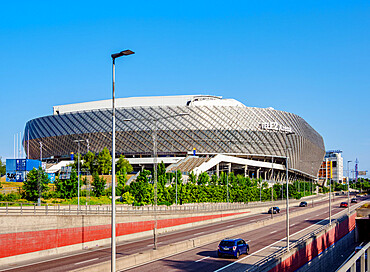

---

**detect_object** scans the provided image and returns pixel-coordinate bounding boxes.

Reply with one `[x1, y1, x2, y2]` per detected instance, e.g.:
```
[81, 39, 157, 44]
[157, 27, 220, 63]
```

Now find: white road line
[195, 256, 210, 263]
[270, 230, 277, 234]
[147, 242, 162, 247]
[213, 205, 359, 272]
[290, 224, 296, 227]
[74, 258, 99, 265]
[195, 232, 205, 235]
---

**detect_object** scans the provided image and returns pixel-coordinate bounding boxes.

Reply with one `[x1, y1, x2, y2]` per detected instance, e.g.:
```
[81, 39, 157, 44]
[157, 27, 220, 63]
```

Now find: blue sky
[0, 0, 369, 177]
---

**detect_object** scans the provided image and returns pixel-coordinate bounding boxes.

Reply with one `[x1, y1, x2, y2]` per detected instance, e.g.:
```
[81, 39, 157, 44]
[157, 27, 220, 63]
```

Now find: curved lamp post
[111, 49, 134, 272]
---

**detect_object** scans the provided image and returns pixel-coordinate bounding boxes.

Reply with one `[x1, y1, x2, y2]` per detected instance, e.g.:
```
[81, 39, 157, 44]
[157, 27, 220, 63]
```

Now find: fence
[0, 194, 327, 216]
[336, 241, 370, 272]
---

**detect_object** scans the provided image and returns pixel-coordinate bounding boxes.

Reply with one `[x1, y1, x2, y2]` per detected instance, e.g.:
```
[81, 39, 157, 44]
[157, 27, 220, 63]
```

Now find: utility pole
[284, 131, 295, 252]
[74, 139, 84, 212]
[227, 173, 229, 203]
[347, 160, 352, 214]
[38, 142, 42, 206]
[175, 170, 178, 205]
[271, 157, 274, 219]
[153, 120, 158, 249]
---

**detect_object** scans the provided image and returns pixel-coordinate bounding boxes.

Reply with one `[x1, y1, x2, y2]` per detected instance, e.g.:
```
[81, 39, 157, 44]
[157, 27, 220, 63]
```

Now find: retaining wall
[266, 212, 357, 272]
[0, 210, 251, 265]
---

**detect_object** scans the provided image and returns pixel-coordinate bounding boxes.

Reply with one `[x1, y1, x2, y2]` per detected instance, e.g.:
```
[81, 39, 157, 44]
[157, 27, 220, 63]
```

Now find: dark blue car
[217, 238, 249, 258]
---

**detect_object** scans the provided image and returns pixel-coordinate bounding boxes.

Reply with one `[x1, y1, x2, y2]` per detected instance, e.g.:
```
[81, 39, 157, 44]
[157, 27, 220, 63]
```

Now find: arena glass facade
[24, 95, 325, 179]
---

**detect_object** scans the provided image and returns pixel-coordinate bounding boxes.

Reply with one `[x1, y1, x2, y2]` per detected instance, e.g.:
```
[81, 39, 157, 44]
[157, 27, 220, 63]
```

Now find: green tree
[116, 170, 128, 196]
[174, 170, 182, 185]
[55, 170, 80, 198]
[83, 151, 96, 174]
[189, 172, 197, 184]
[210, 174, 218, 185]
[22, 167, 49, 201]
[121, 191, 135, 204]
[0, 157, 5, 176]
[92, 172, 106, 197]
[197, 172, 210, 185]
[129, 170, 153, 205]
[97, 147, 112, 174]
[116, 155, 133, 174]
[157, 162, 167, 189]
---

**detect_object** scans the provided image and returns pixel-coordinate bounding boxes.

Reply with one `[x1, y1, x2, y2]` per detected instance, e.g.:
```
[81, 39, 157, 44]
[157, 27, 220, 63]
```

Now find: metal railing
[0, 194, 328, 216]
[336, 241, 370, 272]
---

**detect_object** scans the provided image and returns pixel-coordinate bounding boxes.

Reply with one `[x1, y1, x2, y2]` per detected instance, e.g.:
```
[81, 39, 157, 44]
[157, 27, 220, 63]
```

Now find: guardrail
[0, 194, 328, 216]
[336, 241, 370, 272]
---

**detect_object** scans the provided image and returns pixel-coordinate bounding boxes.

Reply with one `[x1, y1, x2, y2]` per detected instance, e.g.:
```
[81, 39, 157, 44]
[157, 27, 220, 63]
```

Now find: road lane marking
[195, 232, 205, 235]
[290, 224, 296, 227]
[195, 256, 210, 262]
[75, 258, 99, 265]
[270, 230, 277, 234]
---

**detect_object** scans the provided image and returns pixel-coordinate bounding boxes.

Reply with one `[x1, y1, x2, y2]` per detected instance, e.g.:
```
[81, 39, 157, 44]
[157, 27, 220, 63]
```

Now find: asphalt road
[128, 196, 368, 272]
[0, 195, 357, 272]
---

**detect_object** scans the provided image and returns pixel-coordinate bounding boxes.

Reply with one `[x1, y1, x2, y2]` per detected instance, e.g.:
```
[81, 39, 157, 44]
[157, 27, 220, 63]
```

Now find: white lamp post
[111, 49, 135, 272]
[284, 131, 294, 252]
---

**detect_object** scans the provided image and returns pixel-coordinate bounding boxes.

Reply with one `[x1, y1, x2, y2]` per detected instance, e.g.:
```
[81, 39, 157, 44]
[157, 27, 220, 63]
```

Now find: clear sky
[0, 1, 369, 178]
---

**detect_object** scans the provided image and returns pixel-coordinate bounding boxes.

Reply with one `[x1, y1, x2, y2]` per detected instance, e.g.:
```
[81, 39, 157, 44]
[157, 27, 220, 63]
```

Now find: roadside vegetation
[0, 151, 369, 206]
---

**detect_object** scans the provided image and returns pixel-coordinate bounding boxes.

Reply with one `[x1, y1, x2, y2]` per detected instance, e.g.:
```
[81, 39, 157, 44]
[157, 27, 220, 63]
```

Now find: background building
[24, 95, 325, 181]
[319, 150, 344, 183]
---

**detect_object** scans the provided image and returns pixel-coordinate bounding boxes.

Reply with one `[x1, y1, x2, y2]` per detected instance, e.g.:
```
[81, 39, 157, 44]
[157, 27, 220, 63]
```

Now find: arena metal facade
[24, 95, 325, 179]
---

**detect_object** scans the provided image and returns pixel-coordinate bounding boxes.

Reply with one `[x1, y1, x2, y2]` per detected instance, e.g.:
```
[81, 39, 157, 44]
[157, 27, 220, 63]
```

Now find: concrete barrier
[71, 198, 343, 272]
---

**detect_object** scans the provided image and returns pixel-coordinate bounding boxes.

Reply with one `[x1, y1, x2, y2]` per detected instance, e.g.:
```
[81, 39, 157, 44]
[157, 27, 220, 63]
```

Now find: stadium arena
[24, 95, 325, 181]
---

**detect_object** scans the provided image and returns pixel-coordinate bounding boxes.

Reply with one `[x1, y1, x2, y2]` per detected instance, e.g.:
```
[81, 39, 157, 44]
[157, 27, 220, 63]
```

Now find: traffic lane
[1, 204, 285, 272]
[0, 201, 293, 272]
[1, 195, 344, 272]
[132, 197, 369, 272]
[126, 203, 354, 272]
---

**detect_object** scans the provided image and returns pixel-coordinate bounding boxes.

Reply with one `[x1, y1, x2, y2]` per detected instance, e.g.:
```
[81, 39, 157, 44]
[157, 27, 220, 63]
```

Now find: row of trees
[6, 159, 370, 205]
[72, 148, 133, 175]
[120, 163, 318, 205]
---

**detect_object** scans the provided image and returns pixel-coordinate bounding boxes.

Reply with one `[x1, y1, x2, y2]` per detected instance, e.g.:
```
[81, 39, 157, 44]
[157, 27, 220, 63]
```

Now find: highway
[128, 196, 365, 272]
[0, 195, 361, 272]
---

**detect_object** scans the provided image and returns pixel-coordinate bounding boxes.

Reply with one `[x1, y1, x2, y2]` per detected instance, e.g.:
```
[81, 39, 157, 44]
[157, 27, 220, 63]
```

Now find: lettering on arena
[259, 122, 292, 133]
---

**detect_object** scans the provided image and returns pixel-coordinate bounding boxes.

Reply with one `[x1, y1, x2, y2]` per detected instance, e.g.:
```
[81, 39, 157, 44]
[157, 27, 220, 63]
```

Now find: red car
[340, 202, 348, 208]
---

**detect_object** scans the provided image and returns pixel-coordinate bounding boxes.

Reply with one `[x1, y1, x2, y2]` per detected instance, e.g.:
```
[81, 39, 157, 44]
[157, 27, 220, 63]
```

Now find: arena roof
[52, 95, 247, 115]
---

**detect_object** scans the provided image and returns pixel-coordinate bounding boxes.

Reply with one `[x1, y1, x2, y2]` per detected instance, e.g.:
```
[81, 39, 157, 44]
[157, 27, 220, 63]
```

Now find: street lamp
[271, 156, 274, 219]
[284, 131, 295, 252]
[73, 139, 84, 212]
[123, 113, 188, 250]
[38, 142, 43, 206]
[347, 160, 352, 214]
[111, 49, 134, 272]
